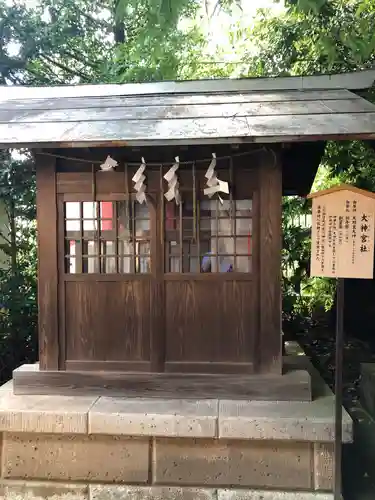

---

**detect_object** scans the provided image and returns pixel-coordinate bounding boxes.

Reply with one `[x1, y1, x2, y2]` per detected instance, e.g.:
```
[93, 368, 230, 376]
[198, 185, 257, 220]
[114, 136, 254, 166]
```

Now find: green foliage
[107, 24, 205, 83]
[0, 152, 37, 382]
[220, 0, 374, 80]
[1, 0, 110, 84]
[0, 252, 38, 382]
[322, 141, 375, 190]
[0, 0, 249, 85]
[236, 0, 375, 329]
[0, 0, 203, 85]
[115, 0, 196, 27]
[281, 195, 334, 329]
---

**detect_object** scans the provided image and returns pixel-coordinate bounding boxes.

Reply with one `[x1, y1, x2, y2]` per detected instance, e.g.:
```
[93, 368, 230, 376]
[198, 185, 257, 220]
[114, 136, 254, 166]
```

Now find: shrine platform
[12, 361, 312, 401]
[0, 343, 351, 500]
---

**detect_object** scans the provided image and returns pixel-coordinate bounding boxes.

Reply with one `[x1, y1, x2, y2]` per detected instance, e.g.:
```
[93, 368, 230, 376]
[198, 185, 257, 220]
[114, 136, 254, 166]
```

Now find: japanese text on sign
[310, 189, 375, 279]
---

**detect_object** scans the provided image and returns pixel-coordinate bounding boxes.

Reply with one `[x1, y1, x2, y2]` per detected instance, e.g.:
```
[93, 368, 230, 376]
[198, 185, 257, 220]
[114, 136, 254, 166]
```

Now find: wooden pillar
[36, 153, 59, 370]
[258, 149, 282, 374]
[150, 186, 165, 372]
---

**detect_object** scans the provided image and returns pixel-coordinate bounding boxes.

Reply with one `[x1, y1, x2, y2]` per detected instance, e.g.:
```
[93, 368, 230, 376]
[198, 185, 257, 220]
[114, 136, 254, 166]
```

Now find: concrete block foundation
[0, 346, 351, 499]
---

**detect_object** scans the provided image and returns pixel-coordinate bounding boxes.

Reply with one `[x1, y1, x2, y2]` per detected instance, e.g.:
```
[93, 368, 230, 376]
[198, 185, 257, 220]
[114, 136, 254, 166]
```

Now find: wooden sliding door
[57, 169, 163, 372]
[163, 162, 259, 374]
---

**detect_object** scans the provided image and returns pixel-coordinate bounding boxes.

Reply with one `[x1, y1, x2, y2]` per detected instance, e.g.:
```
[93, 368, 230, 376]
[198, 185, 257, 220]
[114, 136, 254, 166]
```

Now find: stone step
[0, 482, 336, 500]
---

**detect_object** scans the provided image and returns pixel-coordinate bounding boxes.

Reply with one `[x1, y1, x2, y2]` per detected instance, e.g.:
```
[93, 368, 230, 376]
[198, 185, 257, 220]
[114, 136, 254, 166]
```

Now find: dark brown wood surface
[51, 142, 321, 198]
[36, 154, 59, 370]
[258, 150, 282, 374]
[37, 147, 283, 377]
[150, 175, 165, 372]
[13, 364, 311, 401]
[57, 195, 66, 369]
[165, 280, 256, 372]
[65, 281, 152, 363]
[59, 167, 160, 370]
[57, 171, 160, 195]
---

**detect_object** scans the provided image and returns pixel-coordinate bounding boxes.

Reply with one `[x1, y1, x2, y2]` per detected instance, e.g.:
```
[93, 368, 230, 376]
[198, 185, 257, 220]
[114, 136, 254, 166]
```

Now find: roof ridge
[1, 69, 375, 101]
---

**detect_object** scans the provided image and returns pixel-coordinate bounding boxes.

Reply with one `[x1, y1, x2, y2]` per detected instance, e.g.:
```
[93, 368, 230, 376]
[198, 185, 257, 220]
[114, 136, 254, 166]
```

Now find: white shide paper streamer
[100, 155, 118, 171]
[164, 156, 181, 205]
[204, 153, 229, 204]
[132, 157, 147, 204]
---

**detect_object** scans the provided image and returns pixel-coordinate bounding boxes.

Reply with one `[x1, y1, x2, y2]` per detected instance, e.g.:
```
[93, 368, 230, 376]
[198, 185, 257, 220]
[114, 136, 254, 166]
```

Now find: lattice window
[64, 200, 150, 274]
[164, 163, 253, 274]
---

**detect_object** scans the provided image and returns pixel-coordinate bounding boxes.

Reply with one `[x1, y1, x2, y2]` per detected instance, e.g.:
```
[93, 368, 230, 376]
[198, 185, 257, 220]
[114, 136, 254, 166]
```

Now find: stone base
[0, 481, 337, 500]
[0, 345, 351, 499]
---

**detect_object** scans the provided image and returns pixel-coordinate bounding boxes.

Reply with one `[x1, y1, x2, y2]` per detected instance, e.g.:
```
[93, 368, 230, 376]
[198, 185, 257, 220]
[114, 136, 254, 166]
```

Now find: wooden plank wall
[65, 281, 152, 370]
[36, 154, 59, 370]
[258, 150, 282, 374]
[164, 280, 257, 373]
[35, 147, 282, 375]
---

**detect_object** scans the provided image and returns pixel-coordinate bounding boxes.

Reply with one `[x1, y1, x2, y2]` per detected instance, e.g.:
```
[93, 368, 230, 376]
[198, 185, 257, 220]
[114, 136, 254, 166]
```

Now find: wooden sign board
[308, 186, 375, 279]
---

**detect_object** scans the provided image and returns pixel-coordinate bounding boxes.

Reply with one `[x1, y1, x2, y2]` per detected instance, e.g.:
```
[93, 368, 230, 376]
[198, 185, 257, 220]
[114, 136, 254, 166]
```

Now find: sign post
[307, 184, 375, 500]
[334, 277, 344, 499]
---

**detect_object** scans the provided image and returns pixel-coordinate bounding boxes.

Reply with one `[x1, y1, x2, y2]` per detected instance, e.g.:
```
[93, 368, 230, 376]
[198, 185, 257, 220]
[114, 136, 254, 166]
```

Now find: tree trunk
[9, 199, 17, 276]
[113, 0, 125, 43]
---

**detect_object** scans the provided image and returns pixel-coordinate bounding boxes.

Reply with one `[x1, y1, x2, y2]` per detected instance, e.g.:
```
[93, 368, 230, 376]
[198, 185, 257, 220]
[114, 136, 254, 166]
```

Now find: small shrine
[0, 70, 374, 499]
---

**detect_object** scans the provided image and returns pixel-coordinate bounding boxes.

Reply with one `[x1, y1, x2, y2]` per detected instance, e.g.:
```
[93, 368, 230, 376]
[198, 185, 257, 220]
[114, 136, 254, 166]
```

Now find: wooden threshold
[164, 361, 254, 374]
[13, 364, 312, 401]
[65, 360, 151, 372]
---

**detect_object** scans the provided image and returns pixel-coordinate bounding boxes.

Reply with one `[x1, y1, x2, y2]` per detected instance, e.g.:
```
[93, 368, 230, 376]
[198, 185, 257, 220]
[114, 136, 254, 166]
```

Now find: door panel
[59, 186, 160, 372]
[163, 165, 259, 374]
[65, 280, 152, 364]
[165, 280, 256, 373]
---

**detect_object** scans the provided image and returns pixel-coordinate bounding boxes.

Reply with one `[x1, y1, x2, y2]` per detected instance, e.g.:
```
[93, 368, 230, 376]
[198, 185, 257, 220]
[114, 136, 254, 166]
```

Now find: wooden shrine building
[1, 69, 375, 397]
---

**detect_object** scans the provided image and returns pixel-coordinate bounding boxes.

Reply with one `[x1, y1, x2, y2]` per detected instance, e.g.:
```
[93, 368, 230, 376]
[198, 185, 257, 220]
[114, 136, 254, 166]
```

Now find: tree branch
[40, 53, 91, 80]
[113, 0, 125, 44]
[25, 64, 65, 85]
[0, 229, 11, 246]
[60, 48, 102, 70]
[7, 73, 23, 84]
[75, 7, 111, 29]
